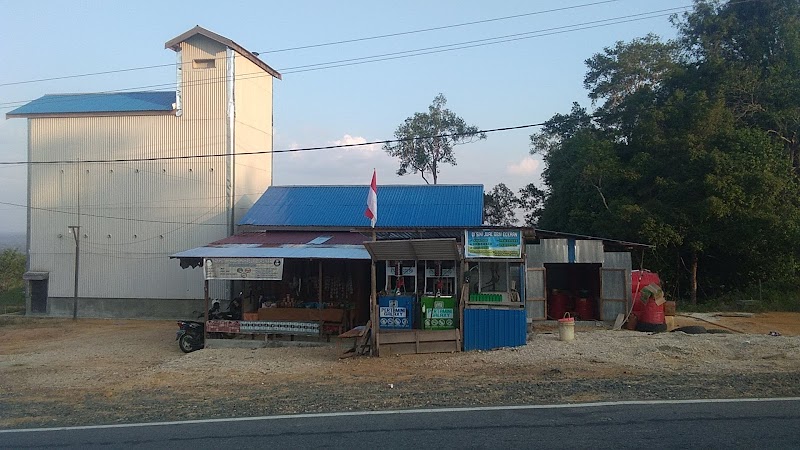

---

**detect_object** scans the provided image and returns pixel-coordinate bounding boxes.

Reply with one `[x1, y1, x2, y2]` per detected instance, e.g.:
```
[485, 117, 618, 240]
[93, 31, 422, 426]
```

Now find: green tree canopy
[526, 0, 800, 304]
[384, 94, 485, 184]
[483, 183, 519, 226]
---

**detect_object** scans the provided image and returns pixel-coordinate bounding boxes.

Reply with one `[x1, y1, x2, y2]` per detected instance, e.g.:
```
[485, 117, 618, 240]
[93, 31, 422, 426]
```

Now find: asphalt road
[2, 398, 799, 449]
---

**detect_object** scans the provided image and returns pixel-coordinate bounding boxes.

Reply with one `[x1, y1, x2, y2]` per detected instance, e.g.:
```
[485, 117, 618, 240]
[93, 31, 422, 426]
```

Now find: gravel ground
[1, 316, 799, 429]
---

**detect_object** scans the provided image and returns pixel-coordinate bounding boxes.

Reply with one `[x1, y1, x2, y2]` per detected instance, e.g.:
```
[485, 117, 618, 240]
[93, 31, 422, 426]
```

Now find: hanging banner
[204, 257, 284, 280]
[465, 230, 522, 259]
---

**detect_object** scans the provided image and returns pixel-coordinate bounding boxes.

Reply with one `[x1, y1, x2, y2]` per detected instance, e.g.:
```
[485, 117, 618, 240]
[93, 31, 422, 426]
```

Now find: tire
[179, 333, 200, 353]
[670, 325, 707, 334]
[636, 321, 667, 333]
[706, 328, 732, 334]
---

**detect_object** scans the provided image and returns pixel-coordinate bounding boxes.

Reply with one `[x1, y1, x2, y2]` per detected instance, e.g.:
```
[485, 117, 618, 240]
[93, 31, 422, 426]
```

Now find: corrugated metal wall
[525, 268, 546, 320]
[600, 252, 632, 320]
[233, 52, 273, 226]
[26, 34, 273, 301]
[463, 308, 527, 351]
[525, 239, 568, 266]
[575, 240, 604, 263]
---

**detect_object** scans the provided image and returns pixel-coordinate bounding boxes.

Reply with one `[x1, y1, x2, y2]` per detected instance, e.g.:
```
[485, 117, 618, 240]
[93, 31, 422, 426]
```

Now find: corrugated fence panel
[602, 268, 627, 301]
[603, 252, 631, 270]
[602, 301, 627, 321]
[526, 239, 568, 265]
[575, 240, 604, 263]
[601, 268, 628, 321]
[464, 308, 527, 351]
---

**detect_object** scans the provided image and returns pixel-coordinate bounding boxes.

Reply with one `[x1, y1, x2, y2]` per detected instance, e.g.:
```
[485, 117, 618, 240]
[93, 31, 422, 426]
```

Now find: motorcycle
[176, 317, 204, 353]
[176, 296, 244, 353]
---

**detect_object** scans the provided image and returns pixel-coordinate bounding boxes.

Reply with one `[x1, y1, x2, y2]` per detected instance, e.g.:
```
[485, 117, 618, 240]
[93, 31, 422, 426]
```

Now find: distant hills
[0, 232, 25, 251]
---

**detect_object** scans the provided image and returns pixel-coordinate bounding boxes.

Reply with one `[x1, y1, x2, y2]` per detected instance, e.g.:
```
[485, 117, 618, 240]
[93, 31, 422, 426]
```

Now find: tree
[483, 183, 519, 226]
[528, 0, 800, 305]
[384, 94, 486, 184]
[518, 183, 546, 227]
[0, 249, 25, 293]
[584, 33, 679, 111]
[675, 0, 800, 171]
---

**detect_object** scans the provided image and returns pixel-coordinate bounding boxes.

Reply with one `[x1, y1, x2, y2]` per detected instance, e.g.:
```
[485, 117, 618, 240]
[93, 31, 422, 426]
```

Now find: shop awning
[170, 231, 371, 264]
[171, 245, 370, 260]
[363, 238, 461, 261]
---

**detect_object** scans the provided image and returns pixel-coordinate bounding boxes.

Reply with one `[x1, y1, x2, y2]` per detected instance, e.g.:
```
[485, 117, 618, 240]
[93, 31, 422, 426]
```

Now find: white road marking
[3, 397, 799, 433]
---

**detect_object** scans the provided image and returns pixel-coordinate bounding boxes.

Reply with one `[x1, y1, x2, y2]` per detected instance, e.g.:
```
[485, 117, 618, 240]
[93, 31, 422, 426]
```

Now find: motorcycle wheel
[179, 334, 200, 353]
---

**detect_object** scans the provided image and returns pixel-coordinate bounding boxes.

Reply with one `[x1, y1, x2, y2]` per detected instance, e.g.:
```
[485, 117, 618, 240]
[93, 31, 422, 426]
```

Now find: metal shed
[524, 231, 650, 323]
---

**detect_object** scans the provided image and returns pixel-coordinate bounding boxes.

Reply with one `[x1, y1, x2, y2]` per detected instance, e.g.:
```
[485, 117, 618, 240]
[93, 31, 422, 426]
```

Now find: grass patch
[681, 280, 800, 313]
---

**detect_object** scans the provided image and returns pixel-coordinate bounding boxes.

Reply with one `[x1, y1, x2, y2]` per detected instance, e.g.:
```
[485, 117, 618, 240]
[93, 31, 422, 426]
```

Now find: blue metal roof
[6, 92, 175, 116]
[240, 185, 484, 228]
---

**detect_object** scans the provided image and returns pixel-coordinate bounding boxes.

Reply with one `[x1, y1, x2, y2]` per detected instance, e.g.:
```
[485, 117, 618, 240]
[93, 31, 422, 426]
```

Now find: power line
[265, 0, 621, 53]
[0, 122, 544, 166]
[0, 6, 691, 111]
[0, 0, 619, 88]
[280, 10, 683, 74]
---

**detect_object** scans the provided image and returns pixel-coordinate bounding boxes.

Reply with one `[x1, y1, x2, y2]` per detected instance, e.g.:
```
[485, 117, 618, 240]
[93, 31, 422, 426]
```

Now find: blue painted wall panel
[464, 308, 526, 351]
[378, 295, 416, 330]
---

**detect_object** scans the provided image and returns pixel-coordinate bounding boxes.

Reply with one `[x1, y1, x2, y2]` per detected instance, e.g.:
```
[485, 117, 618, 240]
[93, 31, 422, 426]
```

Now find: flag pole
[365, 168, 379, 355]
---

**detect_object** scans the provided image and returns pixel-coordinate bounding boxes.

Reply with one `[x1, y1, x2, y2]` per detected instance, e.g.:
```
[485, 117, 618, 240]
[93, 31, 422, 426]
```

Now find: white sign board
[204, 257, 284, 280]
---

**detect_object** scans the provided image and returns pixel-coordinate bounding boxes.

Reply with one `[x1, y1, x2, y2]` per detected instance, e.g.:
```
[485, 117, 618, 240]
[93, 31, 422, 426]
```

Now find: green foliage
[384, 94, 486, 184]
[483, 183, 519, 226]
[0, 249, 25, 312]
[518, 183, 546, 227]
[528, 0, 800, 304]
[0, 249, 25, 293]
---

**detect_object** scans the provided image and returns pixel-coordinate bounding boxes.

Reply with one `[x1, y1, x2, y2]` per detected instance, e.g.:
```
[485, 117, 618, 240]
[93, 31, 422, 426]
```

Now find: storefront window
[478, 261, 508, 292]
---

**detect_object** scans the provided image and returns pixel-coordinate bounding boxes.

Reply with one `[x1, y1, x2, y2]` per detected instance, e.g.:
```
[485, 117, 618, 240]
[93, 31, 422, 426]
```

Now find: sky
[0, 0, 689, 233]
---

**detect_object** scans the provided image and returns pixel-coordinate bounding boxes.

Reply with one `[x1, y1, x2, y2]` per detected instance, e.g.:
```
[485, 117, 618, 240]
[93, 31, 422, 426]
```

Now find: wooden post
[203, 279, 209, 342]
[318, 260, 324, 341]
[458, 257, 465, 350]
[370, 230, 379, 356]
[318, 260, 323, 306]
[68, 225, 80, 320]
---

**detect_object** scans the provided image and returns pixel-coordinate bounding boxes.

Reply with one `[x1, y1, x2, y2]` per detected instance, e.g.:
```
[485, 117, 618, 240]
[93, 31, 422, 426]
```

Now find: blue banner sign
[465, 229, 522, 258]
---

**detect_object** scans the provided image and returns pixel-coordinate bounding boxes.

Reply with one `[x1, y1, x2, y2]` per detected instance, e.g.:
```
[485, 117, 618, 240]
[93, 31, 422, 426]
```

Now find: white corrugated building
[6, 26, 280, 318]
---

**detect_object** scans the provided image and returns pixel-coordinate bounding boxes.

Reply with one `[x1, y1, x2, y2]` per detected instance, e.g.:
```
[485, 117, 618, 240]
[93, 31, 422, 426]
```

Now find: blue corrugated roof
[240, 185, 484, 228]
[6, 92, 175, 116]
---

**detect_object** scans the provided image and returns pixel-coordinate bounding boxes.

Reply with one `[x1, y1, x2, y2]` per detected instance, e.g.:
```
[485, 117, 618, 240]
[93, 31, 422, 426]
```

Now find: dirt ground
[1, 312, 799, 430]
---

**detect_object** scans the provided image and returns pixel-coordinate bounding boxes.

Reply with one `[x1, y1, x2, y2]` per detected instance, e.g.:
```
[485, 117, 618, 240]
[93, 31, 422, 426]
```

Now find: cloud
[284, 134, 378, 161]
[274, 134, 397, 185]
[506, 157, 540, 175]
[330, 134, 379, 159]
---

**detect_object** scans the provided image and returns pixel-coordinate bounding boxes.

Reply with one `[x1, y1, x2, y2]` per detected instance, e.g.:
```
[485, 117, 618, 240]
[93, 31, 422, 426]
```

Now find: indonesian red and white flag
[364, 169, 377, 228]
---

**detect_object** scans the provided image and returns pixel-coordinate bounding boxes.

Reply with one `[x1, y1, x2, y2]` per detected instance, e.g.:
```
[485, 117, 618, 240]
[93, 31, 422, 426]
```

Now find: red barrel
[548, 290, 569, 320]
[632, 270, 661, 302]
[575, 297, 594, 320]
[632, 297, 645, 319]
[640, 298, 665, 325]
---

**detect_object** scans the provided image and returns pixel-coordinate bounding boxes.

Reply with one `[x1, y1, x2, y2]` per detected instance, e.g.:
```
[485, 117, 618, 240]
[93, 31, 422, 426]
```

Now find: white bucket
[558, 313, 575, 341]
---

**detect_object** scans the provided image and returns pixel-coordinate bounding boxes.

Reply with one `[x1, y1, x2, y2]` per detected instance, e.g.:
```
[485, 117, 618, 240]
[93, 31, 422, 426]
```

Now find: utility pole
[68, 225, 80, 320]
